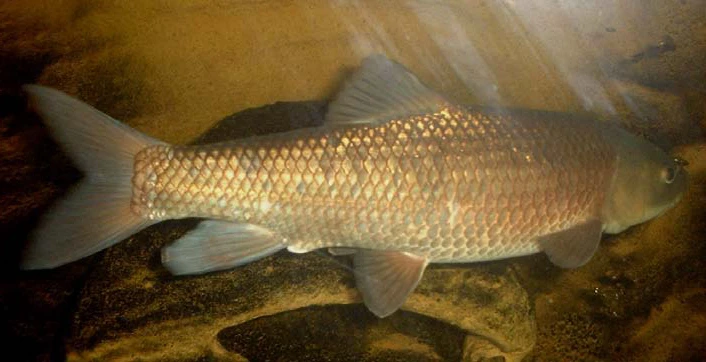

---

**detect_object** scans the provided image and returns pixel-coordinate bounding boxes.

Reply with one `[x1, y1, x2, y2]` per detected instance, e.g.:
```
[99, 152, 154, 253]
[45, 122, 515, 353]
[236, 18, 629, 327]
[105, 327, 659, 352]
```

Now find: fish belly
[131, 106, 616, 262]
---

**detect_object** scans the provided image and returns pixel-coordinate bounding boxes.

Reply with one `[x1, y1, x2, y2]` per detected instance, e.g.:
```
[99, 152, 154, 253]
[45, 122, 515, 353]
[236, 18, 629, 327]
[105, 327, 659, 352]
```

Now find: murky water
[1, 1, 704, 361]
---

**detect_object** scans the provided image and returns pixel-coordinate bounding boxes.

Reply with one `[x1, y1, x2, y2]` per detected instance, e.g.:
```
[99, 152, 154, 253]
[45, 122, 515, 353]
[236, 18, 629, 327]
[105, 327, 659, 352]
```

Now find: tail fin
[21, 85, 162, 269]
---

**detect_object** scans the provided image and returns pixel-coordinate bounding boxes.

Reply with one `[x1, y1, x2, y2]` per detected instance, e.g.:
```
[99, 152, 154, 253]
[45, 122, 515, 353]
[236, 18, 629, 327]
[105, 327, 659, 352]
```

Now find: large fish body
[133, 107, 612, 262]
[21, 56, 687, 317]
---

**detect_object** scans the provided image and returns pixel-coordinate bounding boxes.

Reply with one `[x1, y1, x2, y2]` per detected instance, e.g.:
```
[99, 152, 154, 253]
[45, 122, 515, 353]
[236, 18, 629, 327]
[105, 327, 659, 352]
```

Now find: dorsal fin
[325, 54, 447, 125]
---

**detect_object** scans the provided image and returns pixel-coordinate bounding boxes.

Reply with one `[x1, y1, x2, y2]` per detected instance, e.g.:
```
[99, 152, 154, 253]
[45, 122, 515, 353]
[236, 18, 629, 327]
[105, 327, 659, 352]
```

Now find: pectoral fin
[539, 219, 603, 268]
[353, 250, 429, 318]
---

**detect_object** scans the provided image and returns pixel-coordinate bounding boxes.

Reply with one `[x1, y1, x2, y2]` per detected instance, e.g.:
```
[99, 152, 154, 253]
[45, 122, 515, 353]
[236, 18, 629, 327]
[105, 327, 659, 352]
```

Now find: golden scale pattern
[132, 106, 616, 262]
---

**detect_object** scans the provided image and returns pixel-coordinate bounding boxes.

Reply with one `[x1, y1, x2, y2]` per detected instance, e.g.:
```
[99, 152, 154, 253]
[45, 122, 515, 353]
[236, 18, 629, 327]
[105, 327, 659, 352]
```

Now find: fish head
[601, 127, 688, 234]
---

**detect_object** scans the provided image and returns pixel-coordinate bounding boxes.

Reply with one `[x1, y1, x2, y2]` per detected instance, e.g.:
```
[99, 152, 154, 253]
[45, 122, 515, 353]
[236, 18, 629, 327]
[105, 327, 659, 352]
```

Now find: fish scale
[131, 105, 615, 262]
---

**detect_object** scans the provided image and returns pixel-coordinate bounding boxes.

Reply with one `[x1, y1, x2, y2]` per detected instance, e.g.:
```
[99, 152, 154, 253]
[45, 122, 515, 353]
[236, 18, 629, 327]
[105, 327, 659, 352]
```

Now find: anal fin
[353, 250, 429, 318]
[540, 219, 603, 268]
[162, 221, 285, 275]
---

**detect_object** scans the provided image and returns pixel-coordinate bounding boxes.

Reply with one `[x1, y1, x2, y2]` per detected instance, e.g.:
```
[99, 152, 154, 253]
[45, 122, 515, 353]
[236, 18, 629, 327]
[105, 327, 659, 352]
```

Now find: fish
[20, 55, 688, 317]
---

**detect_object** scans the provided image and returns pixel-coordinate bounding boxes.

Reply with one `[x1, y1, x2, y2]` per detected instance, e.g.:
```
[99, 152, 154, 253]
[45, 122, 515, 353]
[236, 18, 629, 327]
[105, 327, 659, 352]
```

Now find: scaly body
[133, 106, 614, 262]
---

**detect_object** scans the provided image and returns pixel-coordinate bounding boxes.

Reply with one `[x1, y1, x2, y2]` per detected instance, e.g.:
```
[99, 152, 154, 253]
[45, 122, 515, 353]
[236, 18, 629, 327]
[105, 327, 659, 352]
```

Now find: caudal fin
[21, 85, 162, 269]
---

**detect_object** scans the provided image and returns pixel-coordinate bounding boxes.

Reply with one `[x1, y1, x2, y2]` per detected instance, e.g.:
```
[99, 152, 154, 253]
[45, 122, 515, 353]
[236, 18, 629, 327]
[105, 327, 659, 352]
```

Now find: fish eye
[662, 166, 676, 184]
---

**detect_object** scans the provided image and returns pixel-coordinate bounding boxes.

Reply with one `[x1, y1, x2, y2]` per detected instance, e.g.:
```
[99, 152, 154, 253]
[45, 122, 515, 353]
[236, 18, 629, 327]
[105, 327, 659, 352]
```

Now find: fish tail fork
[20, 85, 162, 269]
